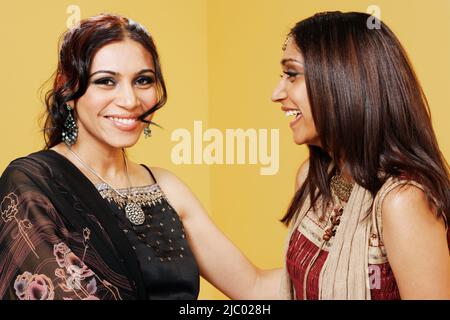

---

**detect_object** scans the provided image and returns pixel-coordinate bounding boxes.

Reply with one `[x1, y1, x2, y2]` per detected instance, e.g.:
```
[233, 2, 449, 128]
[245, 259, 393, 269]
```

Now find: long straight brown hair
[282, 11, 450, 225]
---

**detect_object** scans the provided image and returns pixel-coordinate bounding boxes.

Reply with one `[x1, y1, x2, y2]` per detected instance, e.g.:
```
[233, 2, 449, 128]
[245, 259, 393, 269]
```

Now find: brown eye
[283, 70, 303, 82]
[135, 76, 155, 87]
[93, 78, 115, 86]
[284, 71, 298, 78]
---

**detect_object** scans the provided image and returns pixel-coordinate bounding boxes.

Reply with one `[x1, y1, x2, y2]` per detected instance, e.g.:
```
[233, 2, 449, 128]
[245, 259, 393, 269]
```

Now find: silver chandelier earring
[62, 104, 78, 147]
[144, 125, 152, 138]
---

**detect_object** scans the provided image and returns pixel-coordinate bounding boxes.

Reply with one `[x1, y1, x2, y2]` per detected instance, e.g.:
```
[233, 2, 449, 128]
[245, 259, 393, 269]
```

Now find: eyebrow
[281, 58, 304, 66]
[89, 69, 155, 78]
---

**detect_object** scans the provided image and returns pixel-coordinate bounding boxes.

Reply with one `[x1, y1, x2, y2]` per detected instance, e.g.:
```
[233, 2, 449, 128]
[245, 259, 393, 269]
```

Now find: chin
[106, 136, 141, 149]
[292, 131, 321, 147]
[293, 135, 306, 145]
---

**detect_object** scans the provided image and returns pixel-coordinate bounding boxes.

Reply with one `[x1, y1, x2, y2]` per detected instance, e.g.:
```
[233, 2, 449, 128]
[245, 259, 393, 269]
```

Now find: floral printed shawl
[0, 150, 147, 300]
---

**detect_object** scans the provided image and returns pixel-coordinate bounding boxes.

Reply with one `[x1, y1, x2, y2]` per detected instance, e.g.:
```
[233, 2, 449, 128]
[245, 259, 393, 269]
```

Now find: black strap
[140, 164, 157, 184]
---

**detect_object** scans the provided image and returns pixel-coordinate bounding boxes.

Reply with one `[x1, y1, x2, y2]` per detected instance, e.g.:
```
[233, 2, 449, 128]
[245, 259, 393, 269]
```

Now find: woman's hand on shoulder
[382, 184, 450, 299]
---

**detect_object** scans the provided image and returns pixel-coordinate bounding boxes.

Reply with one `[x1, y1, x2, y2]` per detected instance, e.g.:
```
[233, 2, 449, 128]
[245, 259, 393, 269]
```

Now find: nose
[116, 83, 138, 109]
[271, 78, 287, 102]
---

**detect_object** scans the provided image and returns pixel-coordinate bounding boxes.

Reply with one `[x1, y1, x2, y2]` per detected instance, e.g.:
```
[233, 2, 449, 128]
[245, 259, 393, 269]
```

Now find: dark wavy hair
[282, 11, 450, 225]
[43, 13, 167, 149]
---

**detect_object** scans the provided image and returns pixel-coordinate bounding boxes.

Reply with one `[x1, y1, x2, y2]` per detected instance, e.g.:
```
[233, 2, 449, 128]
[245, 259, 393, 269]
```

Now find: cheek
[139, 87, 158, 107]
[295, 84, 312, 118]
[76, 87, 113, 111]
[289, 81, 308, 106]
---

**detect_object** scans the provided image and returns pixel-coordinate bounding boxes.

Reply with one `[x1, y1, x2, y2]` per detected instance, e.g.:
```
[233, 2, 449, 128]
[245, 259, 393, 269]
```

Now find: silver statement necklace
[67, 147, 146, 225]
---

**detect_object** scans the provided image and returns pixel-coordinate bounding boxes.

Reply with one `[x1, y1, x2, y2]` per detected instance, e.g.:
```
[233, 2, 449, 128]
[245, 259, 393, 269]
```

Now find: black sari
[0, 150, 199, 300]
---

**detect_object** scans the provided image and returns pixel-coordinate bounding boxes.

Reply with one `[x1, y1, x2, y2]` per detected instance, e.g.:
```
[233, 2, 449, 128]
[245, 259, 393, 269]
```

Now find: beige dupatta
[280, 176, 426, 300]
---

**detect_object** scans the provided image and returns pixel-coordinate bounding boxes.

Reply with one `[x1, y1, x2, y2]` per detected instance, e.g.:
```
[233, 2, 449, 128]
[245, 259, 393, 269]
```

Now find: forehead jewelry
[282, 35, 292, 51]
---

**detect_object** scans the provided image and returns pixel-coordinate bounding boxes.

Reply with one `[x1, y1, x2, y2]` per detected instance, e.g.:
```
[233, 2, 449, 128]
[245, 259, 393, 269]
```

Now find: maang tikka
[62, 104, 78, 147]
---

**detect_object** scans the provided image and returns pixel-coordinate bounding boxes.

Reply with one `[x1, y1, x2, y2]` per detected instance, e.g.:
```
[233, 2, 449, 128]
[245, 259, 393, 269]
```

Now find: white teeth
[110, 117, 136, 125]
[285, 110, 302, 117]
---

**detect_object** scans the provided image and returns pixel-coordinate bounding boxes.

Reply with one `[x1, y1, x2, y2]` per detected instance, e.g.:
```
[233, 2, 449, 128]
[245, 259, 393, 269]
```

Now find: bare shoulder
[295, 158, 310, 191]
[128, 162, 183, 186]
[145, 167, 194, 219]
[380, 182, 450, 298]
[147, 167, 185, 187]
[381, 183, 446, 229]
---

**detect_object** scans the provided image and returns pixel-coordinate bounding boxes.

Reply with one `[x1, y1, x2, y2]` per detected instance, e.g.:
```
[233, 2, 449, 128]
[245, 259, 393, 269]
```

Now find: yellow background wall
[0, 0, 448, 299]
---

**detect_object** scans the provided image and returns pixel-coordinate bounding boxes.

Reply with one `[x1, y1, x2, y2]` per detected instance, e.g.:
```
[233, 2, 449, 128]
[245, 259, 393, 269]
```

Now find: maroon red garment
[286, 229, 401, 300]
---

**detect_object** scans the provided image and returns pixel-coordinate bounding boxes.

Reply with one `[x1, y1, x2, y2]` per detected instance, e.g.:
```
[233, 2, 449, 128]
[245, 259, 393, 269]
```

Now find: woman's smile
[104, 115, 141, 132]
[281, 106, 303, 129]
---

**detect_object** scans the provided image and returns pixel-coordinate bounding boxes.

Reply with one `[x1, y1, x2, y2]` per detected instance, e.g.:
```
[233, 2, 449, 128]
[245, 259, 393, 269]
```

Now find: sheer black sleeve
[0, 162, 125, 300]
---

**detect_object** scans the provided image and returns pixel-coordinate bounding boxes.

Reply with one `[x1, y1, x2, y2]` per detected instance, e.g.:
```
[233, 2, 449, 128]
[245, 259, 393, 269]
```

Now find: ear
[56, 73, 76, 110]
[68, 101, 75, 109]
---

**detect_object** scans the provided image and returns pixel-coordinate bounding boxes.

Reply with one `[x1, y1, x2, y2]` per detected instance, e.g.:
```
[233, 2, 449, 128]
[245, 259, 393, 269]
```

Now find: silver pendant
[125, 201, 146, 225]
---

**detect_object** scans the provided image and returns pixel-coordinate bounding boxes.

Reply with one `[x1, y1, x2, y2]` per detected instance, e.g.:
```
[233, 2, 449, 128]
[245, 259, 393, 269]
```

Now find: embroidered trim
[297, 201, 389, 264]
[96, 183, 165, 209]
[299, 215, 334, 249]
[368, 245, 388, 264]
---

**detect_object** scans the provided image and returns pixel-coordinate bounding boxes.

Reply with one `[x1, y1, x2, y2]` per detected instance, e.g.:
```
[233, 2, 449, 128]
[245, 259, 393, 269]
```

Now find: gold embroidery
[82, 227, 91, 261]
[1, 192, 39, 259]
[96, 183, 165, 209]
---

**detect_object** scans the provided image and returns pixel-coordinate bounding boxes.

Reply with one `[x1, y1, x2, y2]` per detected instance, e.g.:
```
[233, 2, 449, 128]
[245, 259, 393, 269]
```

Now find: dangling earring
[62, 104, 78, 147]
[144, 125, 152, 138]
